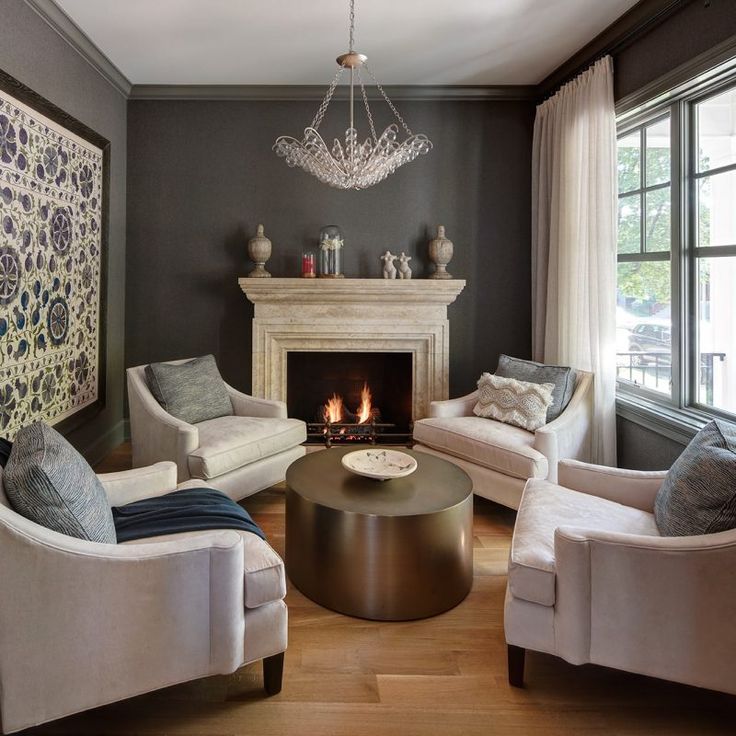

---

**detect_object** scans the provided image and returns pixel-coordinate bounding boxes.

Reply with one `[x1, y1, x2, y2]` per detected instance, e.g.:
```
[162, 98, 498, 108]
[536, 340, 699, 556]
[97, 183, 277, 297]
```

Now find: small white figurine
[397, 252, 412, 280]
[381, 250, 397, 279]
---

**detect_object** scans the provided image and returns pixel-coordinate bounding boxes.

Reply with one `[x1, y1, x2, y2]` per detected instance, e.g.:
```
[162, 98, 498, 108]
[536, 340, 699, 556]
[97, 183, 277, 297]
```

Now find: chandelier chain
[364, 64, 414, 137]
[309, 66, 345, 131]
[357, 68, 378, 143]
[349, 0, 355, 52]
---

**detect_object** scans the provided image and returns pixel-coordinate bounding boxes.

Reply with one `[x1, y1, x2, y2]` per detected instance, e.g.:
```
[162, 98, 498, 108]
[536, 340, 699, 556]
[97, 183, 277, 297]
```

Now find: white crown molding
[23, 0, 132, 97]
[128, 84, 537, 102]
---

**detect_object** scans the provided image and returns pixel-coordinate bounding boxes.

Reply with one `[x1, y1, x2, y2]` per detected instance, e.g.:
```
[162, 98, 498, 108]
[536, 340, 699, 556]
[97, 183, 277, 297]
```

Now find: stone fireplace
[238, 278, 466, 432]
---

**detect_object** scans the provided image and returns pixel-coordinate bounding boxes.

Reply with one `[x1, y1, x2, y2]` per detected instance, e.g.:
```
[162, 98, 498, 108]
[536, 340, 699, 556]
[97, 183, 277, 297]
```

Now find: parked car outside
[628, 321, 671, 366]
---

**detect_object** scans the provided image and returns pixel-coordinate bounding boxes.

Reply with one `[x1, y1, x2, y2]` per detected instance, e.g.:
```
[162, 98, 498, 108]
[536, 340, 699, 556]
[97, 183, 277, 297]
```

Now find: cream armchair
[127, 361, 306, 500]
[504, 459, 736, 695]
[413, 371, 593, 509]
[0, 461, 287, 734]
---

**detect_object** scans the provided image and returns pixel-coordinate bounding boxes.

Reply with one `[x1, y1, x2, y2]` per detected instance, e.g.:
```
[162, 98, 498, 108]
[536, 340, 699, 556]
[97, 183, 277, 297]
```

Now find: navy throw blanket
[112, 488, 265, 543]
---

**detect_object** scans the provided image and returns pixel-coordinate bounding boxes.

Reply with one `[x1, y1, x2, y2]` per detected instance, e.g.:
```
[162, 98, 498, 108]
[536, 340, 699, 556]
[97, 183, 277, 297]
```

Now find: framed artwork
[0, 68, 109, 438]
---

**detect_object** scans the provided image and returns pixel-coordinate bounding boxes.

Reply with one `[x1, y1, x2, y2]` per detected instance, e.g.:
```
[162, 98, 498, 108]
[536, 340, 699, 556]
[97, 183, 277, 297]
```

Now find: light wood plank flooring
[25, 443, 736, 735]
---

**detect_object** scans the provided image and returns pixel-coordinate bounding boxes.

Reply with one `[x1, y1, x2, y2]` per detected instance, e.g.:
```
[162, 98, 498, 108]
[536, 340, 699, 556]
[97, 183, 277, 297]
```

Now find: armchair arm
[428, 391, 478, 419]
[98, 461, 178, 507]
[0, 515, 245, 733]
[553, 525, 736, 687]
[225, 383, 287, 418]
[558, 459, 666, 512]
[533, 372, 594, 482]
[126, 367, 199, 481]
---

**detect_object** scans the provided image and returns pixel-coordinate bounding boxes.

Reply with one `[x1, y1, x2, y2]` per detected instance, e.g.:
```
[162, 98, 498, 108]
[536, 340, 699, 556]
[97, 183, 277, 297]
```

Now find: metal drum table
[285, 447, 473, 621]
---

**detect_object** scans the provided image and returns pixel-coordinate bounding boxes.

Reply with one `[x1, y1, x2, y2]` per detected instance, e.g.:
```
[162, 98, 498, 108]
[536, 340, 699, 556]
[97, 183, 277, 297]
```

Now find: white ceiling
[53, 0, 640, 86]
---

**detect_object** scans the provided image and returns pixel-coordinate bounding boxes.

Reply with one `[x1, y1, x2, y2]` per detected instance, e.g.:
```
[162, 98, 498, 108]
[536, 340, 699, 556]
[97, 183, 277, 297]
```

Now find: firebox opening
[286, 351, 413, 444]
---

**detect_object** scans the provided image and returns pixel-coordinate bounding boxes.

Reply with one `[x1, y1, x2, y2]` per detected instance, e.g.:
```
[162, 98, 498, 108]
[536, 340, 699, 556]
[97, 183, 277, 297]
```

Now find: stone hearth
[238, 278, 466, 421]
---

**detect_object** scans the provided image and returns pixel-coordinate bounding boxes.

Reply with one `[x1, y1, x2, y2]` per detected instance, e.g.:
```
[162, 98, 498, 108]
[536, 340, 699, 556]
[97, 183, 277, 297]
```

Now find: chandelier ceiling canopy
[273, 0, 433, 190]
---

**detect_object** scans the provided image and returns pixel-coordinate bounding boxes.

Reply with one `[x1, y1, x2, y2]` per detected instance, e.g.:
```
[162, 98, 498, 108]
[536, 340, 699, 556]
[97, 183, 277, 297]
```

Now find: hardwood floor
[25, 443, 736, 735]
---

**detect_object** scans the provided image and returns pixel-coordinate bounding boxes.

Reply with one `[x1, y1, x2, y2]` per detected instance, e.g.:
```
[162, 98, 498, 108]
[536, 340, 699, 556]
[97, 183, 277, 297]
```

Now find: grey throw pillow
[4, 422, 116, 544]
[654, 420, 736, 536]
[145, 355, 233, 425]
[495, 354, 576, 423]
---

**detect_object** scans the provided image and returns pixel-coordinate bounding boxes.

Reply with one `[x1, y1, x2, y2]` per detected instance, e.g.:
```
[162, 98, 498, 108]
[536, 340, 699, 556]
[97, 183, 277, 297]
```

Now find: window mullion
[640, 128, 646, 254]
[682, 96, 698, 411]
[670, 100, 685, 410]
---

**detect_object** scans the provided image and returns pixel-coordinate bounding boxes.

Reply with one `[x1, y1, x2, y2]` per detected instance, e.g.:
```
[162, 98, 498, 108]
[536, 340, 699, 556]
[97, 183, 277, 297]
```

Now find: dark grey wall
[0, 0, 127, 461]
[616, 417, 686, 471]
[612, 1, 736, 468]
[126, 99, 534, 398]
[615, 0, 736, 101]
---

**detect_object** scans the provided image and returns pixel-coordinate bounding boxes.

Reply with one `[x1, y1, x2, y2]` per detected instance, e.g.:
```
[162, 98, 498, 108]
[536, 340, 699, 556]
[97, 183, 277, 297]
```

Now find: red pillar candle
[302, 252, 316, 278]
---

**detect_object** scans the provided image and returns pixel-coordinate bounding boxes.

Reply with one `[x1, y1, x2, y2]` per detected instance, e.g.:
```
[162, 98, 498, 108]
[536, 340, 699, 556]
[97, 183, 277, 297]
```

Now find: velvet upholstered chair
[413, 370, 593, 509]
[0, 460, 287, 734]
[504, 459, 736, 695]
[127, 360, 306, 500]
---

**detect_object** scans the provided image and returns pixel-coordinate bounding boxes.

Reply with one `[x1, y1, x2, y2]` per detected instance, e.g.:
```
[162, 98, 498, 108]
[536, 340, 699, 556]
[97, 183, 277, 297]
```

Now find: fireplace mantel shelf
[238, 277, 466, 305]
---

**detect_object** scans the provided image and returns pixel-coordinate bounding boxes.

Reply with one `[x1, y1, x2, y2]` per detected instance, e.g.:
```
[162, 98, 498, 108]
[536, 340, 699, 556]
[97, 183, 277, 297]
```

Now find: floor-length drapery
[532, 56, 617, 466]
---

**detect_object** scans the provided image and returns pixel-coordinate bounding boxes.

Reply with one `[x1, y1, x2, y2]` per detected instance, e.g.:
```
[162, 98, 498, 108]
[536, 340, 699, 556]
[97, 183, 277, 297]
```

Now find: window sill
[616, 394, 711, 446]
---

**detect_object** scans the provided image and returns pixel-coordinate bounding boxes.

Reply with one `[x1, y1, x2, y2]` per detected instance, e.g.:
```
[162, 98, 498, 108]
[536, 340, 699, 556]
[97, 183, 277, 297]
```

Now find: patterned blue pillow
[4, 422, 116, 543]
[654, 420, 736, 536]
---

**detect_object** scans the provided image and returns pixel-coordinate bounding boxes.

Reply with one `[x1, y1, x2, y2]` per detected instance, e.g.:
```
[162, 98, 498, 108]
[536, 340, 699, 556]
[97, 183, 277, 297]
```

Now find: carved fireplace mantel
[238, 278, 466, 421]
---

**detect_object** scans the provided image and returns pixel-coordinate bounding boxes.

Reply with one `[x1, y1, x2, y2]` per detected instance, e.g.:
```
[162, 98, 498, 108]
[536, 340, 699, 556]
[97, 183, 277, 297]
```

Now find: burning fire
[356, 383, 372, 424]
[322, 383, 374, 425]
[323, 393, 344, 423]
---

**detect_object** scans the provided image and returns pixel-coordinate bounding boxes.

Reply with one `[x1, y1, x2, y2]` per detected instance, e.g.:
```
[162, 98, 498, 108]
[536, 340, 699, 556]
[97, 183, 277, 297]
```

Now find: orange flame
[356, 383, 372, 424]
[323, 393, 344, 423]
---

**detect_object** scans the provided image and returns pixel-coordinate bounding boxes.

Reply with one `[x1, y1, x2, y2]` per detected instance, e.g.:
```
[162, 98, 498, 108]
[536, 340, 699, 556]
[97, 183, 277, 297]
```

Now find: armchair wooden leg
[263, 652, 284, 696]
[507, 645, 525, 688]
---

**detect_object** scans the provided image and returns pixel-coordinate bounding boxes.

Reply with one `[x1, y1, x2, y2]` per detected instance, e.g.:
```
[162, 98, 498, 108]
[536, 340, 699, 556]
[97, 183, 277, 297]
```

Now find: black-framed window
[616, 69, 736, 422]
[616, 115, 673, 398]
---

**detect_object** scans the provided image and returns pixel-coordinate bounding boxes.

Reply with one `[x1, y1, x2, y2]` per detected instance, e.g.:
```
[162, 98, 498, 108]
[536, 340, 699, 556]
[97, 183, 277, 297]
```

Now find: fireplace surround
[239, 278, 466, 423]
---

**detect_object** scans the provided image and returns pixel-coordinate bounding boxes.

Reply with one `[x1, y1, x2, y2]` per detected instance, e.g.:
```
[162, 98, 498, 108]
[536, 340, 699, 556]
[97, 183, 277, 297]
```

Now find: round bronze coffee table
[285, 447, 473, 621]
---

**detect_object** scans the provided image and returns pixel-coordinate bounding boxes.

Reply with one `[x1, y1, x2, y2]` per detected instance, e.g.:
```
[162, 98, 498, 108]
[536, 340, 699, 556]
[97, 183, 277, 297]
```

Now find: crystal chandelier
[273, 0, 432, 190]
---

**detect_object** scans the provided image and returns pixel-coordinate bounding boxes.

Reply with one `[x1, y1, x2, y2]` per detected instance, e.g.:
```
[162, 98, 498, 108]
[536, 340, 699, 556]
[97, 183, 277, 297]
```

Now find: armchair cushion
[413, 416, 548, 480]
[4, 422, 116, 544]
[510, 479, 659, 606]
[188, 415, 307, 480]
[145, 354, 233, 424]
[496, 354, 576, 423]
[654, 420, 736, 536]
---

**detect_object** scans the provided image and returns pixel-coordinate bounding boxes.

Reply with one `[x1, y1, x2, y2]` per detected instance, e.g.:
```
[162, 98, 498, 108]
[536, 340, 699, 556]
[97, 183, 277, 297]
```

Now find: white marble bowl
[341, 449, 418, 481]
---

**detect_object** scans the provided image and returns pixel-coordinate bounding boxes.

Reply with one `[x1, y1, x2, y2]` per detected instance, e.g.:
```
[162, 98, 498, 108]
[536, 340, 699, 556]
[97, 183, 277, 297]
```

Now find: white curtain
[532, 56, 618, 466]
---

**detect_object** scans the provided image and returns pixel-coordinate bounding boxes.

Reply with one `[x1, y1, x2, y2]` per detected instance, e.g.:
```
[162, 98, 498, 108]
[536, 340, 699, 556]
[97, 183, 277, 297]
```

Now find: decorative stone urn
[247, 224, 272, 278]
[428, 225, 454, 280]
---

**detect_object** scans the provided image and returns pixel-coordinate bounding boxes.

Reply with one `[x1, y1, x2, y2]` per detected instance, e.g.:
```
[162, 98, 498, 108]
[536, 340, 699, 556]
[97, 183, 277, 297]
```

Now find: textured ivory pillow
[145, 355, 233, 425]
[654, 420, 736, 536]
[4, 422, 117, 543]
[473, 373, 555, 432]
